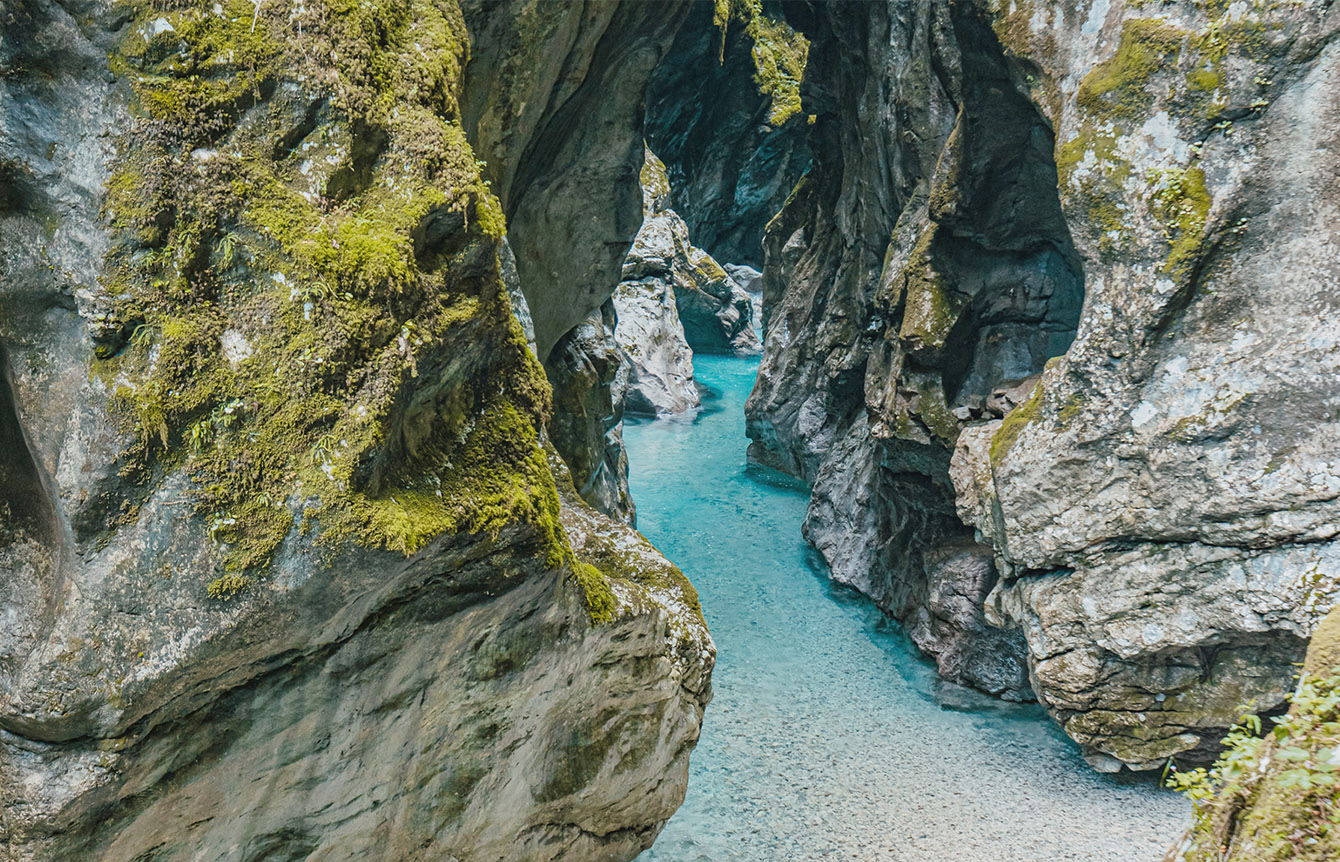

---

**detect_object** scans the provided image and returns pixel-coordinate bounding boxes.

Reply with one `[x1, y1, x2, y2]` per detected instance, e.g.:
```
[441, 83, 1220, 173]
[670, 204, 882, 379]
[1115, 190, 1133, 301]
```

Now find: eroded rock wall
[0, 1, 711, 859]
[952, 0, 1340, 769]
[753, 0, 1340, 768]
[747, 0, 1081, 702]
[644, 0, 812, 269]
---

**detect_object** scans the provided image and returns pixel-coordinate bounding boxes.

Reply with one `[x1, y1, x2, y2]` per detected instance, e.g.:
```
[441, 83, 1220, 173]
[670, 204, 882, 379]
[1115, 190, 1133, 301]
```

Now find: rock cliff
[0, 0, 711, 859]
[957, 0, 1340, 769]
[749, 0, 1340, 765]
[645, 0, 812, 269]
[747, 0, 1079, 703]
[613, 153, 700, 418]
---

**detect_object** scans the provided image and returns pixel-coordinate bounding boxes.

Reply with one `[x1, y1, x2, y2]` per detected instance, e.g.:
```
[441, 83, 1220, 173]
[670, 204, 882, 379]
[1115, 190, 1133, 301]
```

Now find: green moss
[339, 401, 562, 557]
[639, 150, 673, 202]
[571, 562, 617, 625]
[898, 227, 967, 353]
[1148, 163, 1212, 278]
[1078, 18, 1185, 121]
[98, 0, 575, 600]
[989, 380, 1044, 466]
[713, 0, 808, 126]
[1055, 127, 1134, 259]
[206, 573, 252, 601]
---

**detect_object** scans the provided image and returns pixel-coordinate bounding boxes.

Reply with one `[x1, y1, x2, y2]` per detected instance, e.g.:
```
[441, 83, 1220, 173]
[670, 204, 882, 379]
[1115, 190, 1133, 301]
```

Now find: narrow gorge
[1, 0, 1338, 860]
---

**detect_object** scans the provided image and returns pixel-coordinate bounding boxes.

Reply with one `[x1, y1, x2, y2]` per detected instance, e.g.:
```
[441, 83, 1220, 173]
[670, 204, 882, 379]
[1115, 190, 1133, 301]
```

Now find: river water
[629, 354, 1188, 862]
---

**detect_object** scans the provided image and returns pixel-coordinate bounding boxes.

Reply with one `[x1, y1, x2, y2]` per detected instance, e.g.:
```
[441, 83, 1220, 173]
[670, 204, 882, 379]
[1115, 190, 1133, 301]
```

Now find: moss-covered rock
[0, 0, 712, 858]
[1167, 605, 1340, 862]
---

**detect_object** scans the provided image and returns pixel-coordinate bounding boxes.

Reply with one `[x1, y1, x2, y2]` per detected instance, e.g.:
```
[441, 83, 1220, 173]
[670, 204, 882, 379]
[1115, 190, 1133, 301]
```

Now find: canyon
[1, 0, 1338, 859]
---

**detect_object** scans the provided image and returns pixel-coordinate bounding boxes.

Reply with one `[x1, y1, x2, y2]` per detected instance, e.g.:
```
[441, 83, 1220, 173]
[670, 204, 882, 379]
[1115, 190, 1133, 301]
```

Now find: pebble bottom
[628, 354, 1189, 862]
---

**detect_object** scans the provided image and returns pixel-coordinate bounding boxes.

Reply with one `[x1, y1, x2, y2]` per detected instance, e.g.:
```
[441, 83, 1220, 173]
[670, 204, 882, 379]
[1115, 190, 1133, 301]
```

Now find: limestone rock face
[545, 303, 637, 523]
[622, 151, 759, 362]
[950, 0, 1340, 769]
[747, 0, 1079, 703]
[612, 279, 698, 418]
[724, 263, 763, 335]
[753, 0, 1340, 767]
[608, 151, 699, 418]
[459, 0, 689, 362]
[645, 0, 812, 268]
[0, 1, 711, 860]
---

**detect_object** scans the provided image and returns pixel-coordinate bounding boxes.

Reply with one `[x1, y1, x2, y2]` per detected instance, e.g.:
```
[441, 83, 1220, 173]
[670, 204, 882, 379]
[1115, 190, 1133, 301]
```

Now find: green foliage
[1171, 673, 1340, 861]
[97, 0, 600, 609]
[713, 0, 808, 126]
[1147, 163, 1212, 278]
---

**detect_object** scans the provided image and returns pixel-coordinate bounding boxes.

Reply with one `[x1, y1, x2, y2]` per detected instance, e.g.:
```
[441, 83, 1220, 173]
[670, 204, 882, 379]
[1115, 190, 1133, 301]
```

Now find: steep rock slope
[0, 0, 711, 859]
[613, 153, 700, 418]
[644, 0, 812, 269]
[458, 0, 689, 525]
[747, 0, 1082, 702]
[751, 0, 1340, 768]
[954, 0, 1340, 769]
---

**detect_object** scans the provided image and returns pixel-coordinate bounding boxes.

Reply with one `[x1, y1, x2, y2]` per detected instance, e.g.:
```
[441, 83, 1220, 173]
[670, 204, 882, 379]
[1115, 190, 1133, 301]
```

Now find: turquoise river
[628, 354, 1189, 862]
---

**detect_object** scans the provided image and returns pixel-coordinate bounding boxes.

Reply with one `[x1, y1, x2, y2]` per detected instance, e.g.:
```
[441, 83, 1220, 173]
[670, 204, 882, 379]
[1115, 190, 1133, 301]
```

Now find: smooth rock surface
[612, 152, 700, 418]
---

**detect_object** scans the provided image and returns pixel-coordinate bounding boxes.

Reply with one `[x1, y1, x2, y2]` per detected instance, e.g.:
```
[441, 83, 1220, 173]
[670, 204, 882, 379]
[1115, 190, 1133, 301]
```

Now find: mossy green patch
[1078, 18, 1185, 121]
[1171, 609, 1340, 860]
[713, 0, 808, 126]
[1055, 126, 1135, 260]
[1148, 162, 1211, 278]
[99, 0, 574, 602]
[989, 380, 1044, 466]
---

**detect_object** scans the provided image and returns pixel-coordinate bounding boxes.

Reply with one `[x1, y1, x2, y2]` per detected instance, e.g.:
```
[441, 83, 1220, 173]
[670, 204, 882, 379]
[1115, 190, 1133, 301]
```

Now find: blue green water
[628, 354, 1187, 862]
